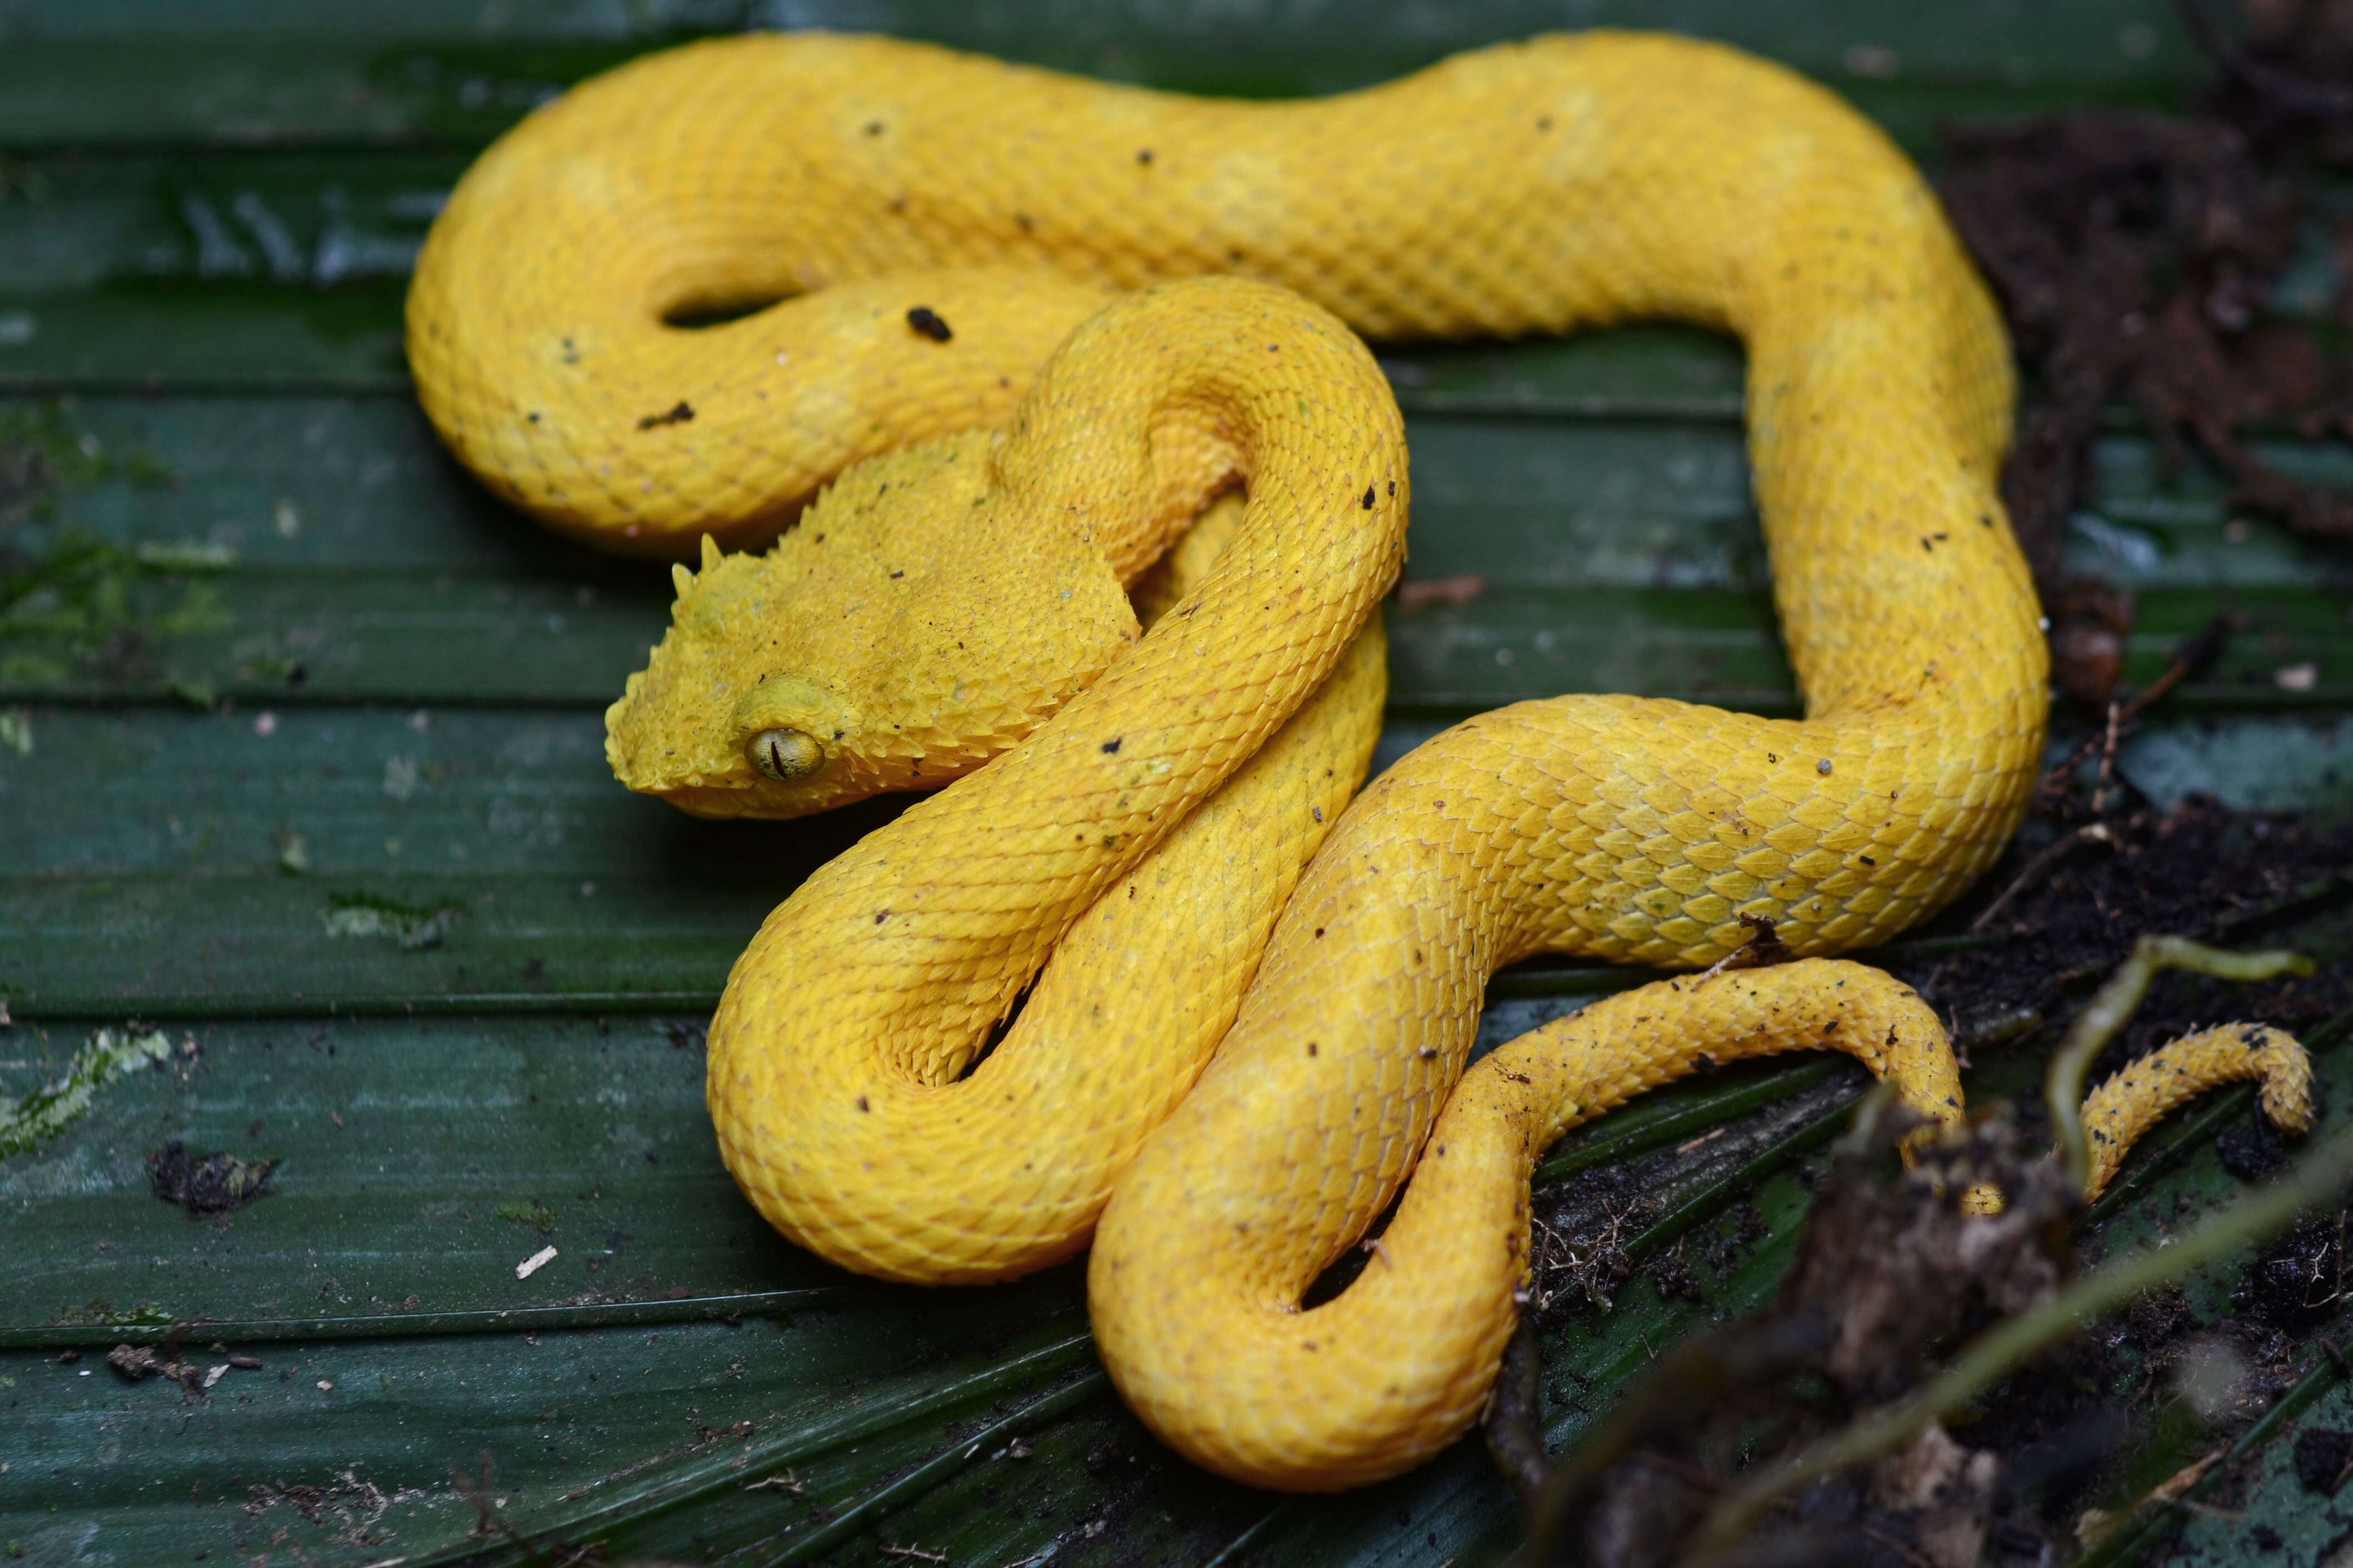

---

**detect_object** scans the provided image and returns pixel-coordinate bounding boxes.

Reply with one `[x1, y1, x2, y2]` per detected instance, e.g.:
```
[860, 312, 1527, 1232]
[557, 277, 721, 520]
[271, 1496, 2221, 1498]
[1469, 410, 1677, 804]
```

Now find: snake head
[604, 430, 1140, 819]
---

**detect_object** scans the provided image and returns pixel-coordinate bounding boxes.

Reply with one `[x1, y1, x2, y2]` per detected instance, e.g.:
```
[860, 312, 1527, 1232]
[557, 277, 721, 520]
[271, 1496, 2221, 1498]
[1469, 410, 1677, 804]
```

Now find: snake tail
[2081, 1023, 2314, 1202]
[704, 277, 1406, 1282]
[1092, 960, 1962, 1490]
[1096, 979, 2317, 1490]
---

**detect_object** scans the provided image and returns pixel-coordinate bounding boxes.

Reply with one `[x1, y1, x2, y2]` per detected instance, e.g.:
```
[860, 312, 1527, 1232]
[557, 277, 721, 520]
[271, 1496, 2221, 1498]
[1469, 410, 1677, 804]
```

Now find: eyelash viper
[407, 29, 2314, 1494]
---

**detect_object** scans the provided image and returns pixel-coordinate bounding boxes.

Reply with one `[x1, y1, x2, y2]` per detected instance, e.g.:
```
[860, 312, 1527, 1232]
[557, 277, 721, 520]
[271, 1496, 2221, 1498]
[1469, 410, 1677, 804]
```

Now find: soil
[1515, 1117, 2079, 1567]
[1893, 797, 2353, 1103]
[1939, 0, 2353, 702]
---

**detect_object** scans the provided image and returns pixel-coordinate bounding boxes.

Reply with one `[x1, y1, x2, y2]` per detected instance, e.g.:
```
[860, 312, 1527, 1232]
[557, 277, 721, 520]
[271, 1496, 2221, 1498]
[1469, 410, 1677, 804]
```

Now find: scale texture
[409, 30, 2108, 1489]
[698, 278, 1408, 1282]
[406, 29, 2026, 559]
[2080, 1024, 2314, 1202]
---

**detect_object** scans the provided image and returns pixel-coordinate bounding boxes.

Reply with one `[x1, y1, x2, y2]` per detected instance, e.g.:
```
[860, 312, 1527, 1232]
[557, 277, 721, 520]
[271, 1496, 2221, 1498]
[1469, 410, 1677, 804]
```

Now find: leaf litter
[1939, 0, 2353, 704]
[147, 1139, 277, 1215]
[319, 890, 466, 949]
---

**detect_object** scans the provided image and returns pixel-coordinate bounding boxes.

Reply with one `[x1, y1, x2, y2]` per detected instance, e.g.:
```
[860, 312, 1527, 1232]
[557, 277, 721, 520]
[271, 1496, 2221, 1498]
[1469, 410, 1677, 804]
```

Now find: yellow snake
[409, 31, 2314, 1491]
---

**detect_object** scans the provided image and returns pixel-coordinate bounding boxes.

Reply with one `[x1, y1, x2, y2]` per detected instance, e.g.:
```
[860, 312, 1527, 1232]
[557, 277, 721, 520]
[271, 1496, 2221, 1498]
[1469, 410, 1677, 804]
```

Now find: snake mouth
[627, 755, 870, 820]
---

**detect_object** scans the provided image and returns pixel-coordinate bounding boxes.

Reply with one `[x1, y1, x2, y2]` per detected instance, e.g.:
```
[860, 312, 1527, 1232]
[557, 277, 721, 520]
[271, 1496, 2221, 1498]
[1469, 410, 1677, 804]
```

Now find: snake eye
[747, 728, 825, 782]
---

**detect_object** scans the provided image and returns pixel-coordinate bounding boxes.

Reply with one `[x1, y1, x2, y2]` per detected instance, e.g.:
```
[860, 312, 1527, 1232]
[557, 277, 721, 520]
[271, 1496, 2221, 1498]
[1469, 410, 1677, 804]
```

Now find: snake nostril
[748, 728, 825, 781]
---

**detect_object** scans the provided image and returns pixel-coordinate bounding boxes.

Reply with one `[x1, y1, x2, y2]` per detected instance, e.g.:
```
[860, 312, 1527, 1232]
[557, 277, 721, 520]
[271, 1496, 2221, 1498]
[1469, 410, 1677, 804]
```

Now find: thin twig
[2214, 866, 2353, 935]
[1969, 823, 2116, 933]
[2092, 700, 2124, 815]
[2045, 935, 2311, 1193]
[2180, 1500, 2246, 1522]
[450, 1452, 561, 1567]
[2038, 614, 2236, 798]
[1697, 1114, 2353, 1549]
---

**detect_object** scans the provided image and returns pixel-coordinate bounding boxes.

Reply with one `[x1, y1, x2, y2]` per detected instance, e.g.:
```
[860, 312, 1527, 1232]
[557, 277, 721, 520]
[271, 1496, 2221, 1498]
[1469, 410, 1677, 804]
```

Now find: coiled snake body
[410, 32, 2310, 1491]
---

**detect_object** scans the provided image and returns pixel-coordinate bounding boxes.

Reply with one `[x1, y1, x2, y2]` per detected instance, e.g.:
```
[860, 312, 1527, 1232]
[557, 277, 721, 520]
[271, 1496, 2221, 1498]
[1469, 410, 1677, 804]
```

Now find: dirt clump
[1512, 1112, 2077, 1568]
[1940, 0, 2353, 702]
[148, 1139, 277, 1214]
